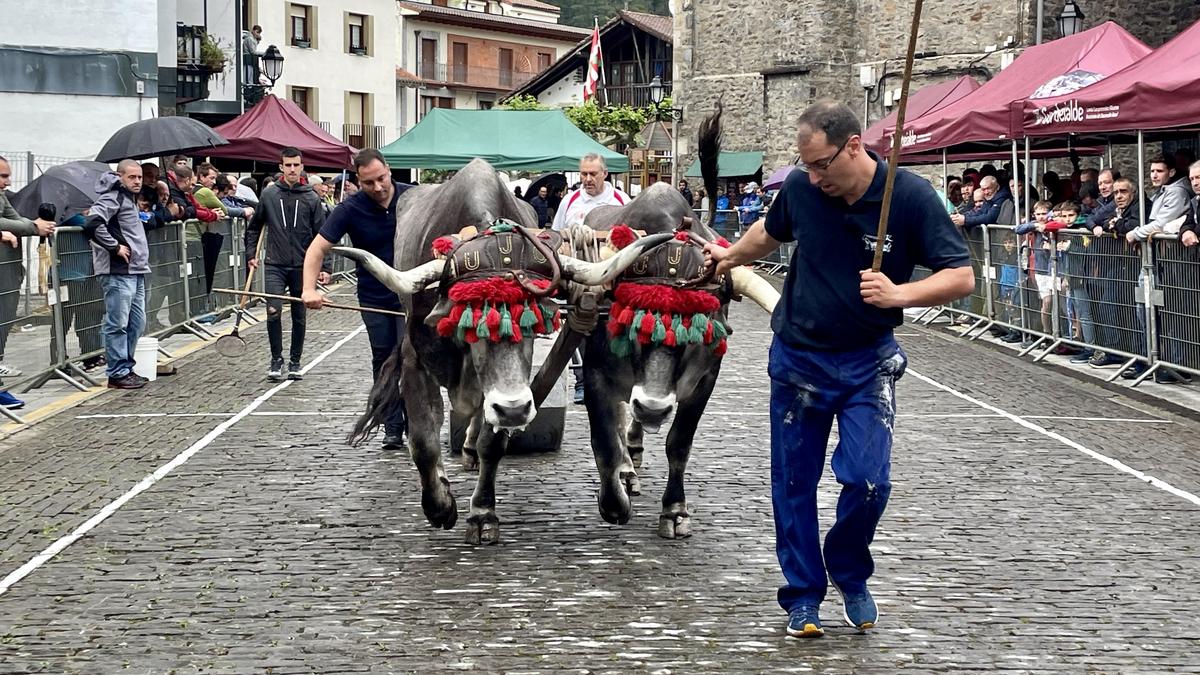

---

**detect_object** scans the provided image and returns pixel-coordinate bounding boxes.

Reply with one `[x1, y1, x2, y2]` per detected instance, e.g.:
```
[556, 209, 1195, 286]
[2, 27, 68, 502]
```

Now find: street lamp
[261, 45, 285, 86]
[648, 75, 684, 184]
[1056, 0, 1085, 38]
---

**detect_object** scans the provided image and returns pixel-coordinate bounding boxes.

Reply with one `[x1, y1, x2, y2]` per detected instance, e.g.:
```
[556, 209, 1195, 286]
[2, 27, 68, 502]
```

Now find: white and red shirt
[551, 182, 630, 231]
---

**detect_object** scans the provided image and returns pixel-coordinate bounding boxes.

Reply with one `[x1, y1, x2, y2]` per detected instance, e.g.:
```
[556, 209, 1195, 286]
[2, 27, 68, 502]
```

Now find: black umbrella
[10, 160, 112, 221]
[525, 172, 567, 202]
[96, 116, 227, 163]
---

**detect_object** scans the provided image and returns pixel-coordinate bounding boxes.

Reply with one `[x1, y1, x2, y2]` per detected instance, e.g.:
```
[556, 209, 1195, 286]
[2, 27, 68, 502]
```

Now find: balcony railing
[416, 61, 535, 90]
[344, 124, 385, 149]
[602, 83, 673, 108]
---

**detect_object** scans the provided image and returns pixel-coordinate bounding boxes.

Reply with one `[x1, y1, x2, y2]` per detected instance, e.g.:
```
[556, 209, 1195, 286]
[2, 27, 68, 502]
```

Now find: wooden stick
[872, 0, 926, 272]
[211, 288, 406, 316]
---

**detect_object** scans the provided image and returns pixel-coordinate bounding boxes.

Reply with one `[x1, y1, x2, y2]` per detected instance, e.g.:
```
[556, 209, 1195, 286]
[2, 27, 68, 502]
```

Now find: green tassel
[713, 320, 728, 341]
[499, 304, 514, 339]
[651, 312, 666, 343]
[519, 301, 537, 331]
[610, 336, 632, 357]
[476, 302, 492, 341]
[689, 313, 705, 343]
[628, 309, 645, 342]
[542, 305, 555, 333]
[456, 303, 474, 341]
[488, 219, 516, 233]
[672, 314, 686, 344]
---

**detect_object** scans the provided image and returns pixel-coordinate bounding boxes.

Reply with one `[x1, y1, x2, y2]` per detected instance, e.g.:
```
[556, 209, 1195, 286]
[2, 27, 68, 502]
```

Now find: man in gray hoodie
[245, 147, 328, 381]
[86, 159, 149, 390]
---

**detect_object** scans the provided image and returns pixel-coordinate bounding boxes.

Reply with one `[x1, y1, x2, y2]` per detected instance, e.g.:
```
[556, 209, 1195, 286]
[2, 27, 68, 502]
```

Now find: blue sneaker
[786, 605, 824, 638]
[836, 586, 878, 630]
[0, 391, 25, 409]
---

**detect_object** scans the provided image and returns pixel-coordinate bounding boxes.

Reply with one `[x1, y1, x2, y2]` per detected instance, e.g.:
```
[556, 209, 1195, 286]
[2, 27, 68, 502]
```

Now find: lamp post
[1056, 0, 1085, 38]
[649, 75, 684, 186]
[243, 44, 284, 108]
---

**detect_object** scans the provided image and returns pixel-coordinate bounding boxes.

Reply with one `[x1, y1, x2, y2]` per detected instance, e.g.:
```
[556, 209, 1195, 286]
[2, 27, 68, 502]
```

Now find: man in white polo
[552, 153, 629, 231]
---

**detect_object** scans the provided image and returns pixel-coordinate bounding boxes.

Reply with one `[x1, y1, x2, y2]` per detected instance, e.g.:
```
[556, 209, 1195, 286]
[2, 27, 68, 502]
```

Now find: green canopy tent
[683, 151, 763, 179]
[379, 109, 629, 173]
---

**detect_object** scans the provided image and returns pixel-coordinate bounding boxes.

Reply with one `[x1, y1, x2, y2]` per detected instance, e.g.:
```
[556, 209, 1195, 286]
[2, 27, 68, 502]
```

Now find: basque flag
[583, 19, 602, 102]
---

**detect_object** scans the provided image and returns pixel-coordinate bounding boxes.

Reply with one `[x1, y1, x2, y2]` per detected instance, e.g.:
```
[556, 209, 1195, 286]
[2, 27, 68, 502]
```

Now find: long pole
[872, 0, 925, 272]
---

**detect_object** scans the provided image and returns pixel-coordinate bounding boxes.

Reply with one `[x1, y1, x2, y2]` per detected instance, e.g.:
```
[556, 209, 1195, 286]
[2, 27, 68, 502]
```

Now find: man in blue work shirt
[706, 100, 974, 638]
[302, 148, 412, 448]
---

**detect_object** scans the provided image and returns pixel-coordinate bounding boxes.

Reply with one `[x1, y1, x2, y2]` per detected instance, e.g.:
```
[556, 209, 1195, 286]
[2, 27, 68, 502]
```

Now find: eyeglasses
[800, 137, 851, 173]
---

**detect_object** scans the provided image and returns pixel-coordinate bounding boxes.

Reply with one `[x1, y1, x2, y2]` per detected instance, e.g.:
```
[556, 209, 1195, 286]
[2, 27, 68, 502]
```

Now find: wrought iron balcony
[416, 61, 535, 90]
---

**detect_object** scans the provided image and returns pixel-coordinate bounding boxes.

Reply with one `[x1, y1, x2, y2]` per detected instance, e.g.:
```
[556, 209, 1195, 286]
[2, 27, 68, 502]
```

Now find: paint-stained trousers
[768, 335, 907, 612]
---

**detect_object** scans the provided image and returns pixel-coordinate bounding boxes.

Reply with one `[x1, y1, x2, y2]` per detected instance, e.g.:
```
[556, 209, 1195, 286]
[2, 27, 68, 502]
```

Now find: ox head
[336, 221, 671, 432]
[604, 225, 780, 432]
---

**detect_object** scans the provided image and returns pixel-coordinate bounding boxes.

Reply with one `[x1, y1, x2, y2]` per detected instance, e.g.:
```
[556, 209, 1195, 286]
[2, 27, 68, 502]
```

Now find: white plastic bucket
[133, 337, 159, 381]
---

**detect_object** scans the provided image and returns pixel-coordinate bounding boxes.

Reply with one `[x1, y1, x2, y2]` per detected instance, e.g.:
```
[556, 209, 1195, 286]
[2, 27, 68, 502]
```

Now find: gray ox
[575, 183, 779, 538]
[335, 159, 669, 544]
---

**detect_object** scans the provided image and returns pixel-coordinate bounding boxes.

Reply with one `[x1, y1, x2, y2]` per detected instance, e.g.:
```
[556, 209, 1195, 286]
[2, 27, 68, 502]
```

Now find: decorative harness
[431, 220, 563, 344]
[605, 223, 733, 357]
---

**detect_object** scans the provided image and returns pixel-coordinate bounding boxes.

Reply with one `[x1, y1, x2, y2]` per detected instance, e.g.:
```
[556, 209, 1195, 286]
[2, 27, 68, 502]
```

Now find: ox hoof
[658, 512, 692, 539]
[461, 449, 480, 472]
[465, 512, 500, 545]
[620, 470, 642, 496]
[628, 447, 644, 470]
[422, 477, 459, 530]
[597, 486, 632, 525]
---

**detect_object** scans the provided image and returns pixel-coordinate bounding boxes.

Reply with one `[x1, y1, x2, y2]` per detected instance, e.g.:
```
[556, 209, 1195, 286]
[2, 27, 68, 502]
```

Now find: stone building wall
[673, 0, 1200, 176]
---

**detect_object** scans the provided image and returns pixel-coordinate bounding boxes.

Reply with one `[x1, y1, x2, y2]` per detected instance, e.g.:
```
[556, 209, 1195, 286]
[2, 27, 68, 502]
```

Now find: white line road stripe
[907, 368, 1200, 508]
[562, 410, 1169, 423]
[0, 326, 366, 598]
[75, 413, 234, 419]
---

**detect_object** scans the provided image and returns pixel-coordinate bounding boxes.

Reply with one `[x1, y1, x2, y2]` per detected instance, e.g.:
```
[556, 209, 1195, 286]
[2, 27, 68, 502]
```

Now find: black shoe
[573, 380, 585, 405]
[1120, 364, 1148, 380]
[82, 355, 105, 371]
[1155, 368, 1192, 385]
[382, 427, 405, 449]
[287, 360, 303, 380]
[107, 373, 145, 389]
[268, 357, 284, 382]
[1000, 331, 1023, 343]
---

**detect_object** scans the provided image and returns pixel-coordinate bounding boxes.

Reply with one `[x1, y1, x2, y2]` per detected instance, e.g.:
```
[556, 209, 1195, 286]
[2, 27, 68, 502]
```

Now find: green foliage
[500, 95, 549, 111]
[548, 0, 670, 28]
[420, 169, 456, 183]
[199, 33, 228, 72]
[564, 100, 667, 149]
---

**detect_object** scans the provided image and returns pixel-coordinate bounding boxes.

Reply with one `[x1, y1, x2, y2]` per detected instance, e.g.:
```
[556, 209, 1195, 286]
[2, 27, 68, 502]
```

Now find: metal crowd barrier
[0, 218, 255, 424]
[916, 223, 1200, 387]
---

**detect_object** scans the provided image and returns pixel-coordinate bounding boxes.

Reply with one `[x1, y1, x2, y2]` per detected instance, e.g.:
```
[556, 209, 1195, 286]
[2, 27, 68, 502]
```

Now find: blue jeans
[100, 273, 147, 379]
[768, 335, 907, 611]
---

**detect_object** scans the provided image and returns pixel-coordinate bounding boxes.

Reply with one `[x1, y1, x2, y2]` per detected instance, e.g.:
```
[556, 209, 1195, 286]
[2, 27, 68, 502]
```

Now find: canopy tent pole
[1106, 142, 1114, 169]
[942, 149, 948, 197]
[1137, 130, 1146, 227]
[1023, 138, 1031, 222]
[1011, 140, 1020, 220]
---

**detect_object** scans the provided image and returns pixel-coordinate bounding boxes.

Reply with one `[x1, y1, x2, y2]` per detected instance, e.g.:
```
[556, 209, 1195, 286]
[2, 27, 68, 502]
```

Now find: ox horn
[560, 232, 673, 286]
[333, 247, 445, 295]
[730, 267, 780, 313]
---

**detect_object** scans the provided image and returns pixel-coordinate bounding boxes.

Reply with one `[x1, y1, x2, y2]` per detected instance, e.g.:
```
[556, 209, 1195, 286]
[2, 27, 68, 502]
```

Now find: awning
[684, 151, 763, 178]
[379, 109, 629, 172]
[205, 94, 356, 169]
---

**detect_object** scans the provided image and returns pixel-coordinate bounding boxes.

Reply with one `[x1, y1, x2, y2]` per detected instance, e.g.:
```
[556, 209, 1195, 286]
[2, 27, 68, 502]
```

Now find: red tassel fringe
[609, 224, 637, 250]
[432, 236, 456, 256]
[614, 283, 720, 316]
[449, 277, 552, 304]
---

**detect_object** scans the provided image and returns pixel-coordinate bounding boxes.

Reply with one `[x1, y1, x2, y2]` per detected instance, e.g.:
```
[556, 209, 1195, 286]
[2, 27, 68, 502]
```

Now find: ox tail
[698, 100, 723, 228]
[347, 344, 405, 446]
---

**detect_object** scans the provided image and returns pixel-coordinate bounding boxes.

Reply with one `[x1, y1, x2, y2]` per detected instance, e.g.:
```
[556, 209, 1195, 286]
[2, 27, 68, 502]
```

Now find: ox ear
[730, 267, 780, 313]
[333, 246, 445, 295]
[560, 232, 673, 286]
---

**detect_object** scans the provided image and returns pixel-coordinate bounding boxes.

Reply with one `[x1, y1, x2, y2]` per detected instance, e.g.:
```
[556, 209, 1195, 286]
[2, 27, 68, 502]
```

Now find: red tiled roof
[618, 10, 672, 42]
[399, 2, 590, 41]
[509, 0, 560, 12]
[395, 67, 427, 87]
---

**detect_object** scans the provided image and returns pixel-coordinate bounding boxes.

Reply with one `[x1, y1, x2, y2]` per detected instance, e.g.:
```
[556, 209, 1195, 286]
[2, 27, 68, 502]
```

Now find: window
[452, 42, 468, 83]
[420, 37, 438, 80]
[290, 86, 312, 117]
[347, 13, 367, 54]
[290, 4, 312, 47]
[345, 91, 372, 148]
[498, 48, 513, 87]
[420, 95, 454, 120]
[537, 52, 552, 71]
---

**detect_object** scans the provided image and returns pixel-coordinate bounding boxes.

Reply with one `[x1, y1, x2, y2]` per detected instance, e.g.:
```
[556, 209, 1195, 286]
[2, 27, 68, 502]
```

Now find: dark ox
[575, 183, 779, 538]
[335, 159, 669, 544]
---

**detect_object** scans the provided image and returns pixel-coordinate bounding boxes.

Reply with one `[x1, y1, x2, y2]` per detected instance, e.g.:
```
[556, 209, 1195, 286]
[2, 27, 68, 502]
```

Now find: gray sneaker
[268, 357, 284, 382]
[287, 360, 303, 380]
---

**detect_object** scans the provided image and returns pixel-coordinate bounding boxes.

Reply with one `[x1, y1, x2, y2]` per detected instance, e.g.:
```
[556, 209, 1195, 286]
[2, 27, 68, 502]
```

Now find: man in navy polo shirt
[706, 100, 973, 638]
[302, 148, 412, 448]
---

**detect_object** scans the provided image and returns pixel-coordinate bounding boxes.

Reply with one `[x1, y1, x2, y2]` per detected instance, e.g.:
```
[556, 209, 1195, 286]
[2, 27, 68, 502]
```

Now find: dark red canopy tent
[893, 22, 1150, 158]
[204, 94, 355, 169]
[863, 75, 980, 154]
[1013, 18, 1200, 141]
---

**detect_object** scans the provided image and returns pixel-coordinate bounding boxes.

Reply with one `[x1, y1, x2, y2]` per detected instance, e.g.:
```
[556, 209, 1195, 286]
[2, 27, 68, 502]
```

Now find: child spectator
[1015, 200, 1059, 337]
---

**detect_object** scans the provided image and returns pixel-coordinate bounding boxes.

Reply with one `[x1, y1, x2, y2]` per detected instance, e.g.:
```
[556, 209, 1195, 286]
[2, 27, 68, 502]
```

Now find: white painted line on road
[0, 325, 367, 598]
[75, 413, 235, 419]
[907, 368, 1200, 508]
[250, 411, 361, 417]
[1024, 415, 1171, 424]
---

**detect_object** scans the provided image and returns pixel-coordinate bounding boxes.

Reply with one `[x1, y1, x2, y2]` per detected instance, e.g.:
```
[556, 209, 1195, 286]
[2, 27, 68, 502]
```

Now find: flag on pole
[583, 19, 603, 102]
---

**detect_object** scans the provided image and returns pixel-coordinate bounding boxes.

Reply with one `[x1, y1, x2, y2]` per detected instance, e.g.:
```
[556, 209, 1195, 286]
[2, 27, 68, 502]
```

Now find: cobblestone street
[1, 296, 1198, 674]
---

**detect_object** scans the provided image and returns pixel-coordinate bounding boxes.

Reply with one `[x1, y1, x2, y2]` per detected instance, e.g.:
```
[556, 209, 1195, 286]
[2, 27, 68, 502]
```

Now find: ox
[335, 159, 670, 544]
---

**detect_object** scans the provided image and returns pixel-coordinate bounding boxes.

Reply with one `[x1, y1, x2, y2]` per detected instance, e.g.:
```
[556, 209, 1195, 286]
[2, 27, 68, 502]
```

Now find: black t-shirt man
[318, 180, 412, 310]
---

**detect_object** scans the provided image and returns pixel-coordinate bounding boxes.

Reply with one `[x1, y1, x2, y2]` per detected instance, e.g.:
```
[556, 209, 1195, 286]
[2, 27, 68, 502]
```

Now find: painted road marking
[0, 326, 367, 598]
